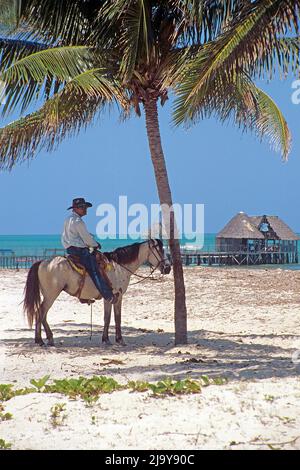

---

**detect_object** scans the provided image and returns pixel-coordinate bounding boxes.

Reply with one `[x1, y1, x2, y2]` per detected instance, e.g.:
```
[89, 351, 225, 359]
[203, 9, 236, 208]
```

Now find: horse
[23, 239, 171, 346]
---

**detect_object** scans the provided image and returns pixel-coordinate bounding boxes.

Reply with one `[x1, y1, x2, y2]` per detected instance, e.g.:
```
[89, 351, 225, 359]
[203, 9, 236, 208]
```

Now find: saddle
[66, 251, 114, 304]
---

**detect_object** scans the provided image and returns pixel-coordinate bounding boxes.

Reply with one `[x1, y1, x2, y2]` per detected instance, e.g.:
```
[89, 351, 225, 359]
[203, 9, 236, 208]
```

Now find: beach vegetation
[0, 412, 13, 421]
[128, 377, 202, 395]
[211, 377, 228, 386]
[50, 402, 67, 427]
[1, 1, 300, 344]
[0, 383, 35, 401]
[0, 384, 14, 402]
[44, 376, 123, 399]
[264, 394, 275, 402]
[0, 374, 226, 402]
[0, 383, 34, 401]
[0, 438, 12, 449]
[0, 403, 13, 421]
[30, 374, 50, 392]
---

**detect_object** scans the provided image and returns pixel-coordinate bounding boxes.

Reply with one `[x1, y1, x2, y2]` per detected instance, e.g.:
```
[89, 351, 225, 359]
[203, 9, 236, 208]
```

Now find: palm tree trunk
[143, 97, 187, 345]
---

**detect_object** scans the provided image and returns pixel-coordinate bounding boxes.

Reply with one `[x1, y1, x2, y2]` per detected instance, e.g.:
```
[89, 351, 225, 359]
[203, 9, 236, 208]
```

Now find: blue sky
[1, 75, 300, 235]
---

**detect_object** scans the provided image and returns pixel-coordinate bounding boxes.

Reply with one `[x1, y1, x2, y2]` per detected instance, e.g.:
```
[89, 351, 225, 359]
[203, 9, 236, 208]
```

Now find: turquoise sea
[1, 234, 300, 269]
[0, 234, 216, 256]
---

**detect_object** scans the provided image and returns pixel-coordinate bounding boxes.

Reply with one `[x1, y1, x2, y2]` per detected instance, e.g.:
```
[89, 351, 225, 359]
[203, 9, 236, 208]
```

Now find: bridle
[117, 240, 169, 285]
[147, 239, 170, 268]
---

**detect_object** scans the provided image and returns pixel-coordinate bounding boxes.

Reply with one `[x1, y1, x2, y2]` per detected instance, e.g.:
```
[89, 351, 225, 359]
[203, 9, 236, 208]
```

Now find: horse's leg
[35, 313, 44, 346]
[34, 298, 55, 347]
[102, 300, 112, 345]
[40, 295, 58, 346]
[114, 296, 126, 346]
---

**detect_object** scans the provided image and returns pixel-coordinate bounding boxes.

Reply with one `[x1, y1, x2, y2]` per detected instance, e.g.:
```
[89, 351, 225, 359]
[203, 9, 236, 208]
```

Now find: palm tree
[0, 1, 300, 344]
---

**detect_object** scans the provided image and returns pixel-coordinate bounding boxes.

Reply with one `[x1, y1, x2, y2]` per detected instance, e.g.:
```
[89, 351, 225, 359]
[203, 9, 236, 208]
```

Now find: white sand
[0, 266, 300, 450]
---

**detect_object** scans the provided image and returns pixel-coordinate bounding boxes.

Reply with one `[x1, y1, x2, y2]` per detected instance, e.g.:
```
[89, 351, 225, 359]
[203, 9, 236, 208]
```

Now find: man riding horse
[62, 197, 119, 305]
[24, 222, 171, 345]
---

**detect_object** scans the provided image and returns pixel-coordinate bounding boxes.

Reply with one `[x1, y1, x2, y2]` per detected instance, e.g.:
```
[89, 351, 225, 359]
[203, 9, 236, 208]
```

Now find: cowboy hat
[67, 197, 93, 210]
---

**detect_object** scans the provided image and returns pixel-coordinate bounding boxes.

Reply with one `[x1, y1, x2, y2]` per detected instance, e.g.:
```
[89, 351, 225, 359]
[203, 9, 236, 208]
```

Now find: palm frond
[119, 0, 151, 80]
[173, 70, 291, 159]
[0, 93, 103, 170]
[12, 0, 101, 45]
[170, 0, 248, 46]
[255, 87, 291, 159]
[272, 37, 300, 77]
[93, 0, 132, 44]
[174, 0, 300, 111]
[0, 36, 47, 70]
[0, 1, 296, 167]
[0, 67, 128, 169]
[94, 0, 152, 80]
[2, 44, 91, 82]
[0, 45, 94, 115]
[159, 45, 201, 90]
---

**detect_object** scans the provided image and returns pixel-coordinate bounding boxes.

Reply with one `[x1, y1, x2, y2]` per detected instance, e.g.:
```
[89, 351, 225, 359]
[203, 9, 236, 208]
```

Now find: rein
[117, 241, 167, 285]
[118, 263, 160, 285]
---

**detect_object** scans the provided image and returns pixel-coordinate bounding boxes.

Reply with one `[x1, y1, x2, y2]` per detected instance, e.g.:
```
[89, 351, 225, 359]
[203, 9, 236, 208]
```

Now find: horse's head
[147, 239, 171, 275]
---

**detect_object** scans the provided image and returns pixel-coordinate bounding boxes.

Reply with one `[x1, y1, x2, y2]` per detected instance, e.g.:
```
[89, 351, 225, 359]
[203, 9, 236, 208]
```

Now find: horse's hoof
[47, 340, 55, 347]
[35, 340, 45, 346]
[102, 338, 112, 346]
[116, 339, 126, 346]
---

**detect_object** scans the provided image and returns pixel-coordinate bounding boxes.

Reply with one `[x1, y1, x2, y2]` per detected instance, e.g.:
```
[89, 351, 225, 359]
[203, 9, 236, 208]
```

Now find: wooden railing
[0, 256, 52, 269]
[0, 248, 299, 269]
[179, 251, 299, 266]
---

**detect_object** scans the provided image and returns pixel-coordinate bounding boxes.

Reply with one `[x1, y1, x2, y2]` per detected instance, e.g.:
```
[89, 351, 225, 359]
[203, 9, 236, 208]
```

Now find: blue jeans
[67, 246, 113, 300]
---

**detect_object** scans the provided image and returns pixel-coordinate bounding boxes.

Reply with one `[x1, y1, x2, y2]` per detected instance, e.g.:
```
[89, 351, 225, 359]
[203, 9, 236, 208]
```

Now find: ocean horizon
[1, 234, 300, 271]
[0, 233, 217, 256]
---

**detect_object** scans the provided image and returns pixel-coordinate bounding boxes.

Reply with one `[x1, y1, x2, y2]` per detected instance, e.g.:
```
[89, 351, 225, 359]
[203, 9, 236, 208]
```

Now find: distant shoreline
[1, 234, 300, 270]
[0, 234, 217, 255]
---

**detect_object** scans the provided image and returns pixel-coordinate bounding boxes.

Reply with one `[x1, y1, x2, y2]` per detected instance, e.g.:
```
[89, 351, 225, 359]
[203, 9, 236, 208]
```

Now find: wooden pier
[0, 248, 299, 270]
[179, 250, 299, 267]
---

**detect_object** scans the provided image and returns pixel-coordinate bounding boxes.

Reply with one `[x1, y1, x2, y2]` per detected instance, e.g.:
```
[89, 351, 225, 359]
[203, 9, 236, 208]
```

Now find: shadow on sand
[3, 325, 300, 382]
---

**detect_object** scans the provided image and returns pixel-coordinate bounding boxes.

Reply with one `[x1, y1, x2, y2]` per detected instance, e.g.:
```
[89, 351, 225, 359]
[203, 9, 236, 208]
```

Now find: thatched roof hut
[249, 216, 300, 241]
[217, 212, 264, 240]
[216, 212, 299, 252]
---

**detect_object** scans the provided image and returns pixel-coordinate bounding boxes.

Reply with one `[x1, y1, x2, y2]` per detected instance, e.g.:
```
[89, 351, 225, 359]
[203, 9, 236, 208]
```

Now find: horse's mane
[104, 242, 142, 265]
[104, 239, 163, 265]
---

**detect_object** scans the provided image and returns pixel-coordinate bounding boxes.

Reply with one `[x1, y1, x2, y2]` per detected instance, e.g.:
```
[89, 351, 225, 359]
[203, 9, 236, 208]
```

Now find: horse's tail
[23, 261, 42, 328]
